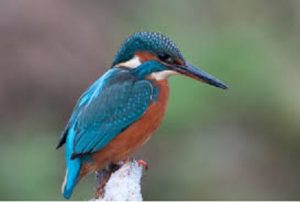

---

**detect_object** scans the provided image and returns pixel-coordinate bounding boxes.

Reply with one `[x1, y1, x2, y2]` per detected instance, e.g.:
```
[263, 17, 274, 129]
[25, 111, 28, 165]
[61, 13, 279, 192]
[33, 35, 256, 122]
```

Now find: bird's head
[112, 32, 228, 89]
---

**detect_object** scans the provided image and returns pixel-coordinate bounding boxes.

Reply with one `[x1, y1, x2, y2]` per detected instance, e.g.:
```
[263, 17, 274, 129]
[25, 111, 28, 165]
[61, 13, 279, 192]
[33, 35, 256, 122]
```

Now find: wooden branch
[91, 160, 144, 201]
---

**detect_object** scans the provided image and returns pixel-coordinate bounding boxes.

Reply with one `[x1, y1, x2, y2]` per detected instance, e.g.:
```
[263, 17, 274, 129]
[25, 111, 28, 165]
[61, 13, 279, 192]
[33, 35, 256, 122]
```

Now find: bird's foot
[137, 159, 148, 170]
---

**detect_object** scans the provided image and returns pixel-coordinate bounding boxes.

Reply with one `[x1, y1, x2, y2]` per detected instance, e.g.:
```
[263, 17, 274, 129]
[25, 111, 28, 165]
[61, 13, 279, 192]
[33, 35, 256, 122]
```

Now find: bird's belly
[90, 80, 169, 170]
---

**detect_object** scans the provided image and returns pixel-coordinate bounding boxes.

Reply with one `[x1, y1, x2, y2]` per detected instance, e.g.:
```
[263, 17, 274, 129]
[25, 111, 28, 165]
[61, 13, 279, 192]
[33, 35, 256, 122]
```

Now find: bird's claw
[137, 159, 148, 170]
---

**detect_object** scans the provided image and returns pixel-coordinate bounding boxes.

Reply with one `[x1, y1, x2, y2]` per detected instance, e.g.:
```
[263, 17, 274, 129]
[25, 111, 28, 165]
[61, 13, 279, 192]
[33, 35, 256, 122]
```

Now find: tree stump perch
[91, 160, 144, 201]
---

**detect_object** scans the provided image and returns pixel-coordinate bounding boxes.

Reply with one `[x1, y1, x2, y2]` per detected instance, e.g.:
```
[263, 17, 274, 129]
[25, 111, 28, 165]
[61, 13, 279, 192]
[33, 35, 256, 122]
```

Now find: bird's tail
[61, 157, 81, 199]
[61, 126, 81, 199]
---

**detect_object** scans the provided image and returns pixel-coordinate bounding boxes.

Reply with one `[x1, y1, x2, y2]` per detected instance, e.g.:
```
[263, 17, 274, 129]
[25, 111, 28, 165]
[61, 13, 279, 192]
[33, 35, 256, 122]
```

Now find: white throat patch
[149, 70, 178, 81]
[115, 56, 142, 69]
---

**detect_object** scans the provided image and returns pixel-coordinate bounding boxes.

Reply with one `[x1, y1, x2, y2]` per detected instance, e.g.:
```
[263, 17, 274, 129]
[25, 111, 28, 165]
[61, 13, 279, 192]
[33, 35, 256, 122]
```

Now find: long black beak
[172, 63, 228, 89]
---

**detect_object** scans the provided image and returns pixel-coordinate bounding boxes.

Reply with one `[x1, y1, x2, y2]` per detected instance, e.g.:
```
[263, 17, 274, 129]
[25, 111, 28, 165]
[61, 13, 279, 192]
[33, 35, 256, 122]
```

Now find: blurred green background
[1, 0, 300, 200]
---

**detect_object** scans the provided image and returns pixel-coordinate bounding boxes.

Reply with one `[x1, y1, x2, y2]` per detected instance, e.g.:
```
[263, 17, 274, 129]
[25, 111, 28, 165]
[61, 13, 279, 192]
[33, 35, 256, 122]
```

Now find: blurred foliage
[0, 0, 300, 200]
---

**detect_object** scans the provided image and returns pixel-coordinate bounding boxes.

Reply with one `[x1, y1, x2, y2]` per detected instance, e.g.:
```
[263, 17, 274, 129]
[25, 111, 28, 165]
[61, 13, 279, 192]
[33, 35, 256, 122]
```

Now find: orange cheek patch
[135, 51, 158, 62]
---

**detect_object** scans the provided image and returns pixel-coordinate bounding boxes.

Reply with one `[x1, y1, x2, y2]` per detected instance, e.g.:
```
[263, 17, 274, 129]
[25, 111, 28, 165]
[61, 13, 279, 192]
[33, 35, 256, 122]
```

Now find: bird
[56, 31, 228, 199]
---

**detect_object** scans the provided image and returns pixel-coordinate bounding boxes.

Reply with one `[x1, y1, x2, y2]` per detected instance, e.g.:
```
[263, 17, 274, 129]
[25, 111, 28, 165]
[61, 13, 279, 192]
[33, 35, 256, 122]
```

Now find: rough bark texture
[91, 161, 144, 201]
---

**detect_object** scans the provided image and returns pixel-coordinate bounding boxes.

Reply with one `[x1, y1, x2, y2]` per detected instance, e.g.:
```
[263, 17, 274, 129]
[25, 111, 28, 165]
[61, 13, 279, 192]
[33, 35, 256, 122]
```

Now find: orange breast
[82, 80, 169, 174]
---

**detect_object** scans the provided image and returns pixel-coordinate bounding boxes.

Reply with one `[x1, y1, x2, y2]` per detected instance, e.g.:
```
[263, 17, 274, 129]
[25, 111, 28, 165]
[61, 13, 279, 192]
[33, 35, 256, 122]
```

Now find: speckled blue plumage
[112, 32, 184, 66]
[73, 73, 153, 156]
[58, 31, 228, 199]
[57, 31, 188, 199]
[58, 67, 160, 198]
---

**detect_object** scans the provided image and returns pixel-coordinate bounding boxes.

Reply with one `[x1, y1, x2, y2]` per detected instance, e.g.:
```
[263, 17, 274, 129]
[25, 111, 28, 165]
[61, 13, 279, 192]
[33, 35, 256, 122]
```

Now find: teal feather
[72, 70, 154, 157]
[60, 67, 158, 199]
[112, 32, 184, 66]
[63, 126, 81, 199]
[57, 31, 185, 199]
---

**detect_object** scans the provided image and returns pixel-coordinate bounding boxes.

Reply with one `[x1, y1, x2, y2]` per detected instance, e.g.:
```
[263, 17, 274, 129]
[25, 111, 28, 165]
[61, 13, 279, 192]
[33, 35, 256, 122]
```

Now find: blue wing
[56, 68, 119, 148]
[58, 68, 155, 158]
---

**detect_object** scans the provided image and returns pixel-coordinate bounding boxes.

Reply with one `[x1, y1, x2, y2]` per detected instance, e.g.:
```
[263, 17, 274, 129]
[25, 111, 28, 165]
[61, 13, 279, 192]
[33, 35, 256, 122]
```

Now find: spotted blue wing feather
[58, 67, 155, 198]
[70, 69, 154, 158]
[56, 69, 119, 149]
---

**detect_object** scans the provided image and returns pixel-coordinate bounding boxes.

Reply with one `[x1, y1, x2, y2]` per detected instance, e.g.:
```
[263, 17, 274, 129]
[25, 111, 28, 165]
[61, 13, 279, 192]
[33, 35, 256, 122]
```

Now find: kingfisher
[56, 32, 228, 199]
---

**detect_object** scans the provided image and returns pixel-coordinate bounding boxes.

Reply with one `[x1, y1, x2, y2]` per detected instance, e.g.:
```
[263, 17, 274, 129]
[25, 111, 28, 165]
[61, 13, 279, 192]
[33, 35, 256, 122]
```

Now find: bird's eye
[165, 57, 174, 64]
[158, 53, 174, 64]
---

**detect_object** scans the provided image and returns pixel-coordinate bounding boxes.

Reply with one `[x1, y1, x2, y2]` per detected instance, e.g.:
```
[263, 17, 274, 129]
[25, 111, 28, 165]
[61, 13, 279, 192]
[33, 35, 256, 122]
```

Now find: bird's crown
[112, 32, 184, 67]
